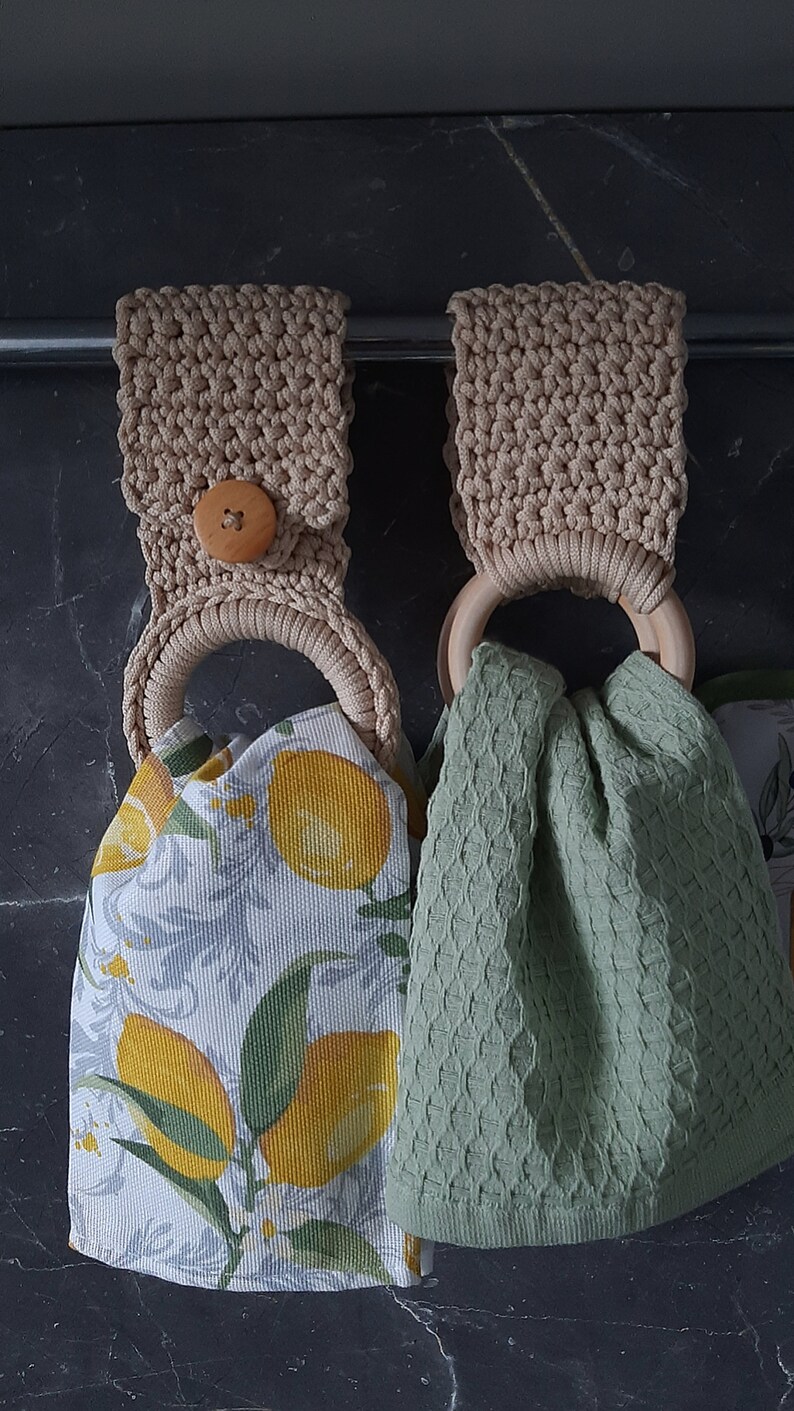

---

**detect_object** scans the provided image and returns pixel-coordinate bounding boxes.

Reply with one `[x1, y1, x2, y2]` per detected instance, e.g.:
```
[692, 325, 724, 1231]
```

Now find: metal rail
[2, 314, 794, 365]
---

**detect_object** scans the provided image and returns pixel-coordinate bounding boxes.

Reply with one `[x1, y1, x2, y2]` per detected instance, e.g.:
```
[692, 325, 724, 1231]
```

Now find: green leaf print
[160, 735, 214, 780]
[77, 944, 99, 988]
[375, 932, 410, 960]
[776, 734, 792, 830]
[359, 890, 412, 922]
[239, 950, 349, 1139]
[274, 719, 295, 736]
[759, 759, 780, 832]
[113, 1139, 236, 1241]
[287, 1219, 391, 1284]
[161, 798, 220, 865]
[76, 1074, 229, 1164]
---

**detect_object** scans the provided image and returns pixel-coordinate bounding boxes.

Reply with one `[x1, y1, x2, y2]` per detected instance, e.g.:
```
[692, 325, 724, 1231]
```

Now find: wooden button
[193, 480, 277, 564]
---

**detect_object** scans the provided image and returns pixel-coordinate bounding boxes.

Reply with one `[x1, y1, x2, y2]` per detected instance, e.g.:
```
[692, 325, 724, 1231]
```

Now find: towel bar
[2, 313, 794, 366]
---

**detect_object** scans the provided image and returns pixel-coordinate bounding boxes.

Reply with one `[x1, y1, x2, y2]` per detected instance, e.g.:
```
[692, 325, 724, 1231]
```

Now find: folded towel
[387, 644, 794, 1246]
[70, 705, 427, 1290]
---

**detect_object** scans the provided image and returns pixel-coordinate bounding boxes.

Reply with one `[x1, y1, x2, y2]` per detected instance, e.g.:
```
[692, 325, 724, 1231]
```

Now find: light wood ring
[437, 575, 695, 704]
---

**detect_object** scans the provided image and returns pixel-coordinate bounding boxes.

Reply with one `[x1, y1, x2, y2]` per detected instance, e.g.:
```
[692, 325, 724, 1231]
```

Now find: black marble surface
[2, 114, 794, 1410]
[4, 112, 794, 319]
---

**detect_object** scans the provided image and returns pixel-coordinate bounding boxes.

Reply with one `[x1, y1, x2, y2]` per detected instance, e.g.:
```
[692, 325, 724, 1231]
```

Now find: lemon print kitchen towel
[69, 703, 429, 1291]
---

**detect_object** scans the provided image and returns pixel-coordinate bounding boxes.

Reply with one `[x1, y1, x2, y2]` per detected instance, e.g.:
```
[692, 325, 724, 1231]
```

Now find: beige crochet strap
[445, 281, 688, 611]
[115, 284, 400, 768]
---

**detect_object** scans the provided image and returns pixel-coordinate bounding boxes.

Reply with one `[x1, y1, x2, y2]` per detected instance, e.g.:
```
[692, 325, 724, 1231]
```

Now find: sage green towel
[386, 644, 794, 1246]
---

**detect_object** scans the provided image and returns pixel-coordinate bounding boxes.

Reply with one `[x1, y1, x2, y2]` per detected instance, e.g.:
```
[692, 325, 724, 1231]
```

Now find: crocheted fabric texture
[113, 285, 400, 769]
[387, 644, 794, 1245]
[445, 282, 688, 610]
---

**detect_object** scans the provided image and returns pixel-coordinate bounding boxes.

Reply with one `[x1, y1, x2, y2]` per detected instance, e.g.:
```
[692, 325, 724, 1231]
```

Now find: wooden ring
[437, 575, 695, 704]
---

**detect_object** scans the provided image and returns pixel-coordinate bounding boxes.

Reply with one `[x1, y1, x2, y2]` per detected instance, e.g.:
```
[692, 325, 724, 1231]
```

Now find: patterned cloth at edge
[386, 643, 794, 1247]
[69, 704, 428, 1291]
[706, 683, 794, 971]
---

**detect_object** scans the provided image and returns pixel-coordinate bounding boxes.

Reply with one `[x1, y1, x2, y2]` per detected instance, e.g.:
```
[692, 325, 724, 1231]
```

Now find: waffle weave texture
[386, 644, 794, 1246]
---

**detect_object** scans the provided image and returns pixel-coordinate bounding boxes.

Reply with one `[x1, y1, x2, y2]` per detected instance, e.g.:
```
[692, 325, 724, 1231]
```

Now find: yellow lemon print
[92, 754, 176, 878]
[260, 1030, 399, 1188]
[391, 764, 428, 841]
[116, 1014, 235, 1182]
[191, 747, 233, 784]
[268, 750, 391, 890]
[225, 794, 257, 827]
[403, 1233, 421, 1277]
[210, 793, 257, 827]
[99, 953, 134, 984]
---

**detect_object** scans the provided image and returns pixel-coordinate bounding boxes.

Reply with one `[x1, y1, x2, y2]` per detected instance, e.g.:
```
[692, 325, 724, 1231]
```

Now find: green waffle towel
[386, 644, 794, 1246]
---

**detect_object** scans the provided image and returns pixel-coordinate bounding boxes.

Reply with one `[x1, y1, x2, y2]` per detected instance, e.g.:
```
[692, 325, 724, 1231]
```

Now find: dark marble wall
[1, 114, 794, 1410]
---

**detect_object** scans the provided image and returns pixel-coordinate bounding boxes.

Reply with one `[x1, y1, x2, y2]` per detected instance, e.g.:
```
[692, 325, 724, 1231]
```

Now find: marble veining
[2, 111, 794, 1409]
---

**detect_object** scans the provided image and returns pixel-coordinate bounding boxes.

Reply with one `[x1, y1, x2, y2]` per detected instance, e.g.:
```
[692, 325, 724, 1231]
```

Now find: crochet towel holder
[115, 283, 401, 770]
[69, 282, 426, 1293]
[437, 281, 696, 702]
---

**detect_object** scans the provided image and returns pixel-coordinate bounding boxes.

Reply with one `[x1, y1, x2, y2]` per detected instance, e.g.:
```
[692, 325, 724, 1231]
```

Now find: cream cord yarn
[445, 281, 688, 610]
[114, 284, 400, 768]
